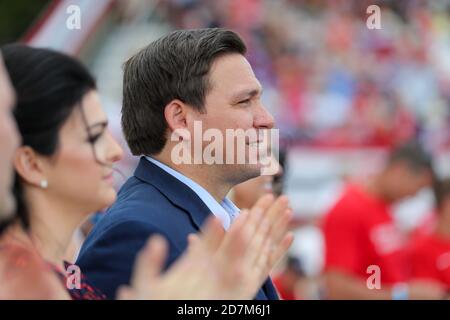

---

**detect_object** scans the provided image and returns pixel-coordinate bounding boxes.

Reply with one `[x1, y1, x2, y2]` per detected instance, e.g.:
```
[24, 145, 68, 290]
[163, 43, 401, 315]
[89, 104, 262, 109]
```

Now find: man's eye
[238, 99, 251, 105]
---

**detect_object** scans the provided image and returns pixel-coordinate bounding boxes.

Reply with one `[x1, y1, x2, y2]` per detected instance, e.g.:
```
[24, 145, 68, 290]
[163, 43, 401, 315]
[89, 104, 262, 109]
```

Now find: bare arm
[324, 269, 446, 300]
[324, 269, 392, 300]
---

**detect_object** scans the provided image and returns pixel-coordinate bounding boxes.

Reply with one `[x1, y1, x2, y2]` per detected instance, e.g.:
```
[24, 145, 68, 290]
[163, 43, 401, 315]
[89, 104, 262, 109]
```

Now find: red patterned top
[52, 261, 107, 300]
[0, 235, 106, 300]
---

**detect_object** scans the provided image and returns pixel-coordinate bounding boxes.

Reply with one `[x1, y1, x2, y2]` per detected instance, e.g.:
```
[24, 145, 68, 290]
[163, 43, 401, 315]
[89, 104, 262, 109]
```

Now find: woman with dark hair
[0, 45, 293, 300]
[0, 52, 65, 299]
[0, 44, 122, 299]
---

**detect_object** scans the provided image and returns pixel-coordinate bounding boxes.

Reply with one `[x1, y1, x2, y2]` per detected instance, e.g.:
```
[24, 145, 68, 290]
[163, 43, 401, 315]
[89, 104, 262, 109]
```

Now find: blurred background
[1, 0, 449, 299]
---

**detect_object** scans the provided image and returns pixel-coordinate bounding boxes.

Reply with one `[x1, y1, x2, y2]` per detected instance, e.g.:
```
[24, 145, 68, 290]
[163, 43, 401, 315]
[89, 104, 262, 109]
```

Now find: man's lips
[246, 140, 263, 146]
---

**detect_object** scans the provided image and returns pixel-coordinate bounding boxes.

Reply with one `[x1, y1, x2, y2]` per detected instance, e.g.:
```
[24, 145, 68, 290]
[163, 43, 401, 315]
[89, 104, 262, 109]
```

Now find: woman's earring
[40, 179, 48, 189]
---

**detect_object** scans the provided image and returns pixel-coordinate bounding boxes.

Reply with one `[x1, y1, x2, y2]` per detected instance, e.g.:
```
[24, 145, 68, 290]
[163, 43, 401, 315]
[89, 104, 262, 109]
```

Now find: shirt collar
[145, 156, 239, 230]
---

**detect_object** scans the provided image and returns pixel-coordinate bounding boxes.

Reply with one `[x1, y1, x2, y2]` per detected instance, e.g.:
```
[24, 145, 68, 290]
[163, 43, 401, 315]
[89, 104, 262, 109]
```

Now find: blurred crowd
[152, 0, 450, 151]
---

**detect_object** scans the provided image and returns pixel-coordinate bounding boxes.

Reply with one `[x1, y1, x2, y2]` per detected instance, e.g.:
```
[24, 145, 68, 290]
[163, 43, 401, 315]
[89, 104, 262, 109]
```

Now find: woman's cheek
[58, 146, 102, 186]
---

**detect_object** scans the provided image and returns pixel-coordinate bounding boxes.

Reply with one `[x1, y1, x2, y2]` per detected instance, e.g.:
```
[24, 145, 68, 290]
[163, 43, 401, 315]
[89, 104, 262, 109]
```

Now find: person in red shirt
[410, 178, 450, 291]
[322, 141, 446, 299]
[273, 255, 306, 300]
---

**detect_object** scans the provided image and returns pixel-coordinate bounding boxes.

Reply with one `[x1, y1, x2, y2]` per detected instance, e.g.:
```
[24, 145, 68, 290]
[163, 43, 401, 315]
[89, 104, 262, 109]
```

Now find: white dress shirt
[145, 157, 240, 230]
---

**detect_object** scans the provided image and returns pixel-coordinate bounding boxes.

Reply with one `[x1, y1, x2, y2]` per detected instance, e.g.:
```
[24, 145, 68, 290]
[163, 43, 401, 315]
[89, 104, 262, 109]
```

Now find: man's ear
[13, 146, 47, 187]
[164, 99, 187, 131]
[164, 99, 198, 141]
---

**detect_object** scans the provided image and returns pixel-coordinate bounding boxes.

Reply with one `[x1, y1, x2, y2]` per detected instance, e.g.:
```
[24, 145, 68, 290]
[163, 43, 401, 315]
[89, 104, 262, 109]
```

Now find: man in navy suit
[76, 28, 279, 299]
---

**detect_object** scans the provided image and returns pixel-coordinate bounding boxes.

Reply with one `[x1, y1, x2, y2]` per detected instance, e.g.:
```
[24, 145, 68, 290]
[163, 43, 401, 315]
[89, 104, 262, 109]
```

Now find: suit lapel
[133, 157, 212, 230]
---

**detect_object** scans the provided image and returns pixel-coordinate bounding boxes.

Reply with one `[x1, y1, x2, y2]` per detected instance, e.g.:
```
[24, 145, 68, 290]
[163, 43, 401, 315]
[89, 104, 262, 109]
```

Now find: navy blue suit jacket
[76, 157, 279, 300]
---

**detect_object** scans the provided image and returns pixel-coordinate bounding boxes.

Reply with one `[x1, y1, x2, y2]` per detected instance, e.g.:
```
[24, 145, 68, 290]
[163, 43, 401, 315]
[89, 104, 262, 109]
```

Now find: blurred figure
[409, 178, 450, 291]
[322, 141, 446, 299]
[0, 51, 68, 300]
[231, 149, 313, 233]
[232, 151, 284, 209]
[272, 255, 306, 300]
[232, 173, 277, 210]
[1, 44, 123, 299]
[0, 53, 19, 225]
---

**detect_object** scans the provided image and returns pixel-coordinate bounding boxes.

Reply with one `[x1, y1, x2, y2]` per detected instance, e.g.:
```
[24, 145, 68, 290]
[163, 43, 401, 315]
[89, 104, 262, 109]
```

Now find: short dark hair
[122, 28, 247, 156]
[1, 44, 96, 231]
[387, 140, 434, 173]
[433, 178, 450, 210]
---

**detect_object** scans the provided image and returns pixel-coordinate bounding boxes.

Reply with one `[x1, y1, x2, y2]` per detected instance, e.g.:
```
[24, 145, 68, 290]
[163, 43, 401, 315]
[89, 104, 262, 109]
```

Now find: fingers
[269, 232, 295, 267]
[264, 195, 290, 227]
[195, 210, 252, 299]
[131, 234, 168, 295]
[234, 226, 273, 299]
[186, 234, 206, 259]
[246, 194, 275, 237]
[256, 196, 292, 268]
[218, 209, 249, 260]
[116, 285, 135, 300]
[199, 216, 226, 253]
[228, 210, 249, 260]
[245, 217, 272, 267]
[245, 195, 290, 256]
[170, 235, 225, 299]
[186, 233, 222, 272]
[216, 210, 249, 281]
[236, 195, 293, 292]
[243, 195, 290, 263]
[251, 233, 272, 273]
[251, 194, 275, 213]
[268, 208, 293, 251]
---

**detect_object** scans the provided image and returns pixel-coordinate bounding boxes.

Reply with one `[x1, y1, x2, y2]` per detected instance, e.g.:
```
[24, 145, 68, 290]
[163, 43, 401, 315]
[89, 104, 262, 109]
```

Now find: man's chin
[231, 163, 262, 184]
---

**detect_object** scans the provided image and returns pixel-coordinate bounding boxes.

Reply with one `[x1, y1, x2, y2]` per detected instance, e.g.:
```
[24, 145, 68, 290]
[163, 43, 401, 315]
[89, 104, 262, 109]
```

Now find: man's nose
[254, 103, 274, 129]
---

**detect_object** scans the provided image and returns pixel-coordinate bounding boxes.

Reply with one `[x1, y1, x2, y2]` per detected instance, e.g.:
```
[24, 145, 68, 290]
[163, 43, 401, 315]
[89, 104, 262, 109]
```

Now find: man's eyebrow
[231, 87, 263, 102]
